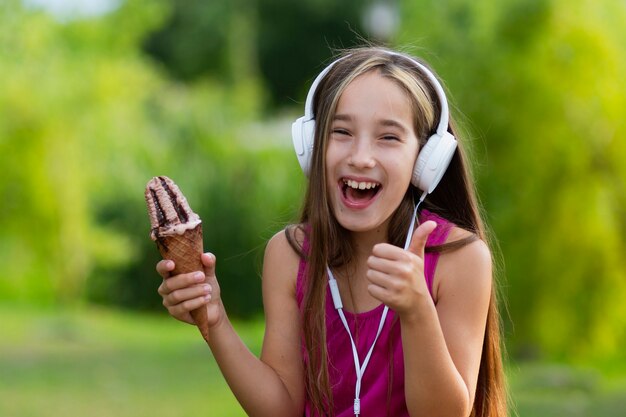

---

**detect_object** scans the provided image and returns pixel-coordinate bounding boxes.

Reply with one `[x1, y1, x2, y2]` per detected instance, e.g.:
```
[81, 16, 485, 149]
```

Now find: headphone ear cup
[412, 132, 458, 193]
[292, 117, 316, 176]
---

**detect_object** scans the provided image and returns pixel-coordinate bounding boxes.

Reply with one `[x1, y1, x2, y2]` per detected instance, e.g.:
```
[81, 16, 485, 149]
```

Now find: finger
[366, 268, 392, 287]
[367, 282, 391, 304]
[370, 243, 405, 260]
[168, 295, 210, 319]
[163, 284, 212, 308]
[370, 244, 420, 268]
[158, 271, 206, 296]
[156, 259, 175, 279]
[407, 220, 437, 258]
[367, 255, 403, 276]
[202, 252, 217, 279]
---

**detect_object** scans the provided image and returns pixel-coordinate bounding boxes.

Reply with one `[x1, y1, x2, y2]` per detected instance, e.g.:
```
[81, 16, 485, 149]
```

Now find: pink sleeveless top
[296, 210, 454, 417]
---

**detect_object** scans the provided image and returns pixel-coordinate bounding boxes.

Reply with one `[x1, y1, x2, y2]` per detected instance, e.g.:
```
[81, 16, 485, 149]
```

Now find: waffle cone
[156, 224, 210, 343]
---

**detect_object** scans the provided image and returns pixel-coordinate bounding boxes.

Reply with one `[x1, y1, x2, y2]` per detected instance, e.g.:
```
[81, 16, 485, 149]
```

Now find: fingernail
[203, 284, 211, 293]
[204, 294, 211, 301]
[195, 272, 204, 282]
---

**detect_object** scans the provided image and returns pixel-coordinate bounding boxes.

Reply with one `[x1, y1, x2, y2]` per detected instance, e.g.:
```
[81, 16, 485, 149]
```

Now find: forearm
[401, 301, 472, 417]
[208, 311, 301, 417]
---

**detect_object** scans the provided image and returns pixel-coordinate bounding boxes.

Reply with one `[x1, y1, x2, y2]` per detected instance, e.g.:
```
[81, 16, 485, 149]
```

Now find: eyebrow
[379, 119, 409, 134]
[333, 114, 410, 134]
[333, 114, 353, 122]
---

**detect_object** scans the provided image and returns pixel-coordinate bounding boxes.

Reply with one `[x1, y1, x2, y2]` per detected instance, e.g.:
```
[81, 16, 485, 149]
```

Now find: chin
[334, 212, 387, 235]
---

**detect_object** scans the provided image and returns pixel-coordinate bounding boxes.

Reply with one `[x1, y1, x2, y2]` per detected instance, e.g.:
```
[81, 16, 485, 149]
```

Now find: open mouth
[341, 178, 382, 205]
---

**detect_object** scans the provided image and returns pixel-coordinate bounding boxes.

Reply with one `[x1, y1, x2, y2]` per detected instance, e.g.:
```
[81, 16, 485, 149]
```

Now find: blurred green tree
[397, 0, 626, 361]
[3, 0, 625, 362]
[0, 0, 301, 317]
[142, 0, 368, 108]
[0, 0, 168, 304]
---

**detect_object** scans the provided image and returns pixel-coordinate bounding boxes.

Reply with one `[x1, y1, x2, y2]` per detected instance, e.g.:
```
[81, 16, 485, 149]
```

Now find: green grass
[0, 304, 262, 417]
[1, 304, 625, 417]
[509, 362, 626, 416]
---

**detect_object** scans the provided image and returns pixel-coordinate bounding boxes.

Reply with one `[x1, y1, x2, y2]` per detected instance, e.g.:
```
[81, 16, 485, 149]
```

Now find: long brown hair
[287, 47, 507, 417]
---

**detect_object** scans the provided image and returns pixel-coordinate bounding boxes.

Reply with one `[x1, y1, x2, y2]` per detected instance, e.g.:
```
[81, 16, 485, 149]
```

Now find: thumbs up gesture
[366, 220, 438, 317]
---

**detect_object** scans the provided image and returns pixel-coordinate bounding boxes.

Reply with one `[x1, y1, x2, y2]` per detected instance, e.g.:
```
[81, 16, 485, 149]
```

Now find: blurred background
[1, 0, 625, 415]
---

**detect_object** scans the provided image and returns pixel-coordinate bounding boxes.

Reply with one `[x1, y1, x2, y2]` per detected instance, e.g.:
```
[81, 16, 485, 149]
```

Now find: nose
[348, 138, 375, 169]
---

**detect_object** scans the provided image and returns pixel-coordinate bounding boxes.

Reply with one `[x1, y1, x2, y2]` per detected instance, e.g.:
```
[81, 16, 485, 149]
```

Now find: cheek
[404, 143, 420, 179]
[387, 150, 417, 179]
[324, 142, 342, 178]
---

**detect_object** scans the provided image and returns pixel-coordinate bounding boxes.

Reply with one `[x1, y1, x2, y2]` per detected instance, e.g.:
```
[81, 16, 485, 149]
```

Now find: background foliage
[397, 0, 626, 361]
[1, 0, 625, 369]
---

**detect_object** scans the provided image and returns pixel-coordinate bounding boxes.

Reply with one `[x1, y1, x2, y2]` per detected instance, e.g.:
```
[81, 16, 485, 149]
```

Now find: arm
[366, 222, 492, 417]
[156, 230, 304, 417]
[402, 232, 491, 417]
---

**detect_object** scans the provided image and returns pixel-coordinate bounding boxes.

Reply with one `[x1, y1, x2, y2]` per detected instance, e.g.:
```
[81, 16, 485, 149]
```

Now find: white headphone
[292, 51, 457, 196]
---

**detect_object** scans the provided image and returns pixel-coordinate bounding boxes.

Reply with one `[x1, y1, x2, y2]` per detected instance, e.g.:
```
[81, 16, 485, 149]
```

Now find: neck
[331, 225, 388, 313]
[349, 224, 388, 260]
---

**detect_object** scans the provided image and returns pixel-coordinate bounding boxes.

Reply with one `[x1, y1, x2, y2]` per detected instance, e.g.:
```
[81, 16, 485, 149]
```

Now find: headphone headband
[292, 49, 457, 196]
[302, 52, 450, 137]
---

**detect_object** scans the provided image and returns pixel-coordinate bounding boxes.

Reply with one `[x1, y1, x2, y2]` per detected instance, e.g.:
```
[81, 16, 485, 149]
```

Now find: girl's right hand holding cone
[156, 253, 223, 330]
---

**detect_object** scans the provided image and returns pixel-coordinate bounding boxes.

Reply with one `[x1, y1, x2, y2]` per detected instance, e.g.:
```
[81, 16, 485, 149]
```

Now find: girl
[156, 47, 507, 417]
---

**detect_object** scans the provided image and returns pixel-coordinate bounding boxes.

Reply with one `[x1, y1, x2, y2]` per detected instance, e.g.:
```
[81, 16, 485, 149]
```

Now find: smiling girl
[156, 47, 507, 417]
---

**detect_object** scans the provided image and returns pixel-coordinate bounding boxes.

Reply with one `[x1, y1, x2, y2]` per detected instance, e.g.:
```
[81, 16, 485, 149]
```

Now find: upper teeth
[345, 179, 379, 190]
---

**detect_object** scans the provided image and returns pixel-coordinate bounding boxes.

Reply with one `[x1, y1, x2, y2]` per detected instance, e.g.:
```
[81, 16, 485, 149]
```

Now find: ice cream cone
[145, 176, 210, 344]
[156, 223, 210, 343]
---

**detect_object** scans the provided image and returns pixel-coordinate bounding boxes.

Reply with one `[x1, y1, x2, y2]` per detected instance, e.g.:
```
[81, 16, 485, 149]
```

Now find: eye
[381, 134, 400, 141]
[331, 128, 351, 136]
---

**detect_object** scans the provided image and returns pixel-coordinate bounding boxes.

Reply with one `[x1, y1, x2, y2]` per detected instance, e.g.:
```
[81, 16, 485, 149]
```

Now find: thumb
[408, 220, 437, 258]
[201, 252, 217, 280]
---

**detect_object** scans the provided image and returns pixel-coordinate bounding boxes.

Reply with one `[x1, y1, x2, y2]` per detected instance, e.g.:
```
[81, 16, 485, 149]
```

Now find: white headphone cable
[327, 194, 426, 416]
[327, 267, 388, 416]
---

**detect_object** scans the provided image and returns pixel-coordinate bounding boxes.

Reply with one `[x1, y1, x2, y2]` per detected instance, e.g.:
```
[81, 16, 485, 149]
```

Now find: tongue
[346, 187, 377, 203]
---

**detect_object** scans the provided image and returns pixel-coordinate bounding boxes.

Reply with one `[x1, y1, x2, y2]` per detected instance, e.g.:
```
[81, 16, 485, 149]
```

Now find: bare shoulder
[432, 227, 492, 302]
[266, 224, 306, 253]
[263, 227, 304, 294]
[264, 226, 304, 264]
